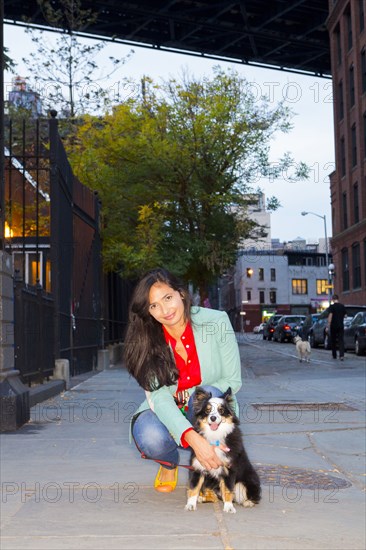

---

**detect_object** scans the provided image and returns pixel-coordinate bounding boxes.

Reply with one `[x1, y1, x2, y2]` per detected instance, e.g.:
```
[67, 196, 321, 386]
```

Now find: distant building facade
[216, 193, 333, 329]
[220, 242, 332, 331]
[7, 76, 43, 116]
[327, 0, 366, 304]
[241, 193, 271, 248]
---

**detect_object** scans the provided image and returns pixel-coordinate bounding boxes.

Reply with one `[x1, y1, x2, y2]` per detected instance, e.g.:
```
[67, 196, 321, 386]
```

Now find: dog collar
[210, 440, 220, 446]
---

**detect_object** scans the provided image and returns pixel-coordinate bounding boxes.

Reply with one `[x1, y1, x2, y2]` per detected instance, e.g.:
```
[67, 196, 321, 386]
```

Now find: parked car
[253, 322, 266, 334]
[298, 313, 321, 341]
[309, 313, 349, 349]
[309, 315, 330, 349]
[344, 316, 354, 328]
[262, 314, 283, 341]
[344, 311, 366, 355]
[273, 315, 306, 343]
[309, 305, 366, 349]
[311, 313, 321, 324]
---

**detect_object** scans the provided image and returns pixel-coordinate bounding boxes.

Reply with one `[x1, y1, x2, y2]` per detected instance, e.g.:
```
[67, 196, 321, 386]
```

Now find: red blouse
[163, 322, 202, 447]
[163, 322, 201, 391]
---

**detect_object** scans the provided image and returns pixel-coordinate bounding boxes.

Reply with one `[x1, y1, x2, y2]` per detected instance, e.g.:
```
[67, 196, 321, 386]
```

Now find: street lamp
[328, 263, 335, 299]
[301, 211, 331, 305]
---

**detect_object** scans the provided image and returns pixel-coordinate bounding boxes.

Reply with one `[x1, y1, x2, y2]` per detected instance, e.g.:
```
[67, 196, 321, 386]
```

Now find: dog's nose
[210, 415, 217, 422]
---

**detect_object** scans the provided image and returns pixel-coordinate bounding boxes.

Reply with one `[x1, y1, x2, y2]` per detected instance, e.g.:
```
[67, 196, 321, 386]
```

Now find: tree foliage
[4, 47, 17, 73]
[68, 67, 309, 294]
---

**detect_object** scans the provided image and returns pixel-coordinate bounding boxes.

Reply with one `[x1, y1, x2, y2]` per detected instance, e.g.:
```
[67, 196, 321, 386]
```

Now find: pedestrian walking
[123, 267, 242, 493]
[327, 294, 347, 360]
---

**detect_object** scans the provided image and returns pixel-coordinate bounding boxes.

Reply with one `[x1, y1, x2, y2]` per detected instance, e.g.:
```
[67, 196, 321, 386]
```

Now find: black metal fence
[13, 279, 55, 384]
[5, 114, 106, 382]
[102, 271, 134, 347]
[49, 115, 102, 375]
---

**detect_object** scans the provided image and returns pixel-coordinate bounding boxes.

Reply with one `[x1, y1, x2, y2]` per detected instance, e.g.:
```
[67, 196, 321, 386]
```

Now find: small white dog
[293, 335, 311, 363]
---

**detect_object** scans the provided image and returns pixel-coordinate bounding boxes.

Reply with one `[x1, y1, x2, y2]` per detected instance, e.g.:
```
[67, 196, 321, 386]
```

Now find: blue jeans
[131, 385, 223, 469]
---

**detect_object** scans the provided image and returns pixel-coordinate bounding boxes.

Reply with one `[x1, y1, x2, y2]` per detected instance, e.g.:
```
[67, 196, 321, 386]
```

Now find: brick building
[327, 0, 366, 304]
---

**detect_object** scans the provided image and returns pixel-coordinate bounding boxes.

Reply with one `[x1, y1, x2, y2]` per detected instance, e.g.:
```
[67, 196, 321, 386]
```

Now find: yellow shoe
[154, 466, 178, 493]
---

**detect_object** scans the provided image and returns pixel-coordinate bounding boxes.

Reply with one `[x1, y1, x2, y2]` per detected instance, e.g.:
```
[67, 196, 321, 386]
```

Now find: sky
[4, 23, 335, 244]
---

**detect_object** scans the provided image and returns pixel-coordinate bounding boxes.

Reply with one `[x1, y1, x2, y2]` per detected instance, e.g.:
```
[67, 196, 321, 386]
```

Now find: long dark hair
[123, 268, 192, 391]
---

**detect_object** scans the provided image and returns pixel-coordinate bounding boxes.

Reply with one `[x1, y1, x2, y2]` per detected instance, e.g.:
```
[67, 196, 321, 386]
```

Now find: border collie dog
[185, 387, 261, 513]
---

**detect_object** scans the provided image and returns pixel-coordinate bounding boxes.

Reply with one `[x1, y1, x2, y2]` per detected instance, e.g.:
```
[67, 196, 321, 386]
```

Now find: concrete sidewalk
[0, 341, 365, 550]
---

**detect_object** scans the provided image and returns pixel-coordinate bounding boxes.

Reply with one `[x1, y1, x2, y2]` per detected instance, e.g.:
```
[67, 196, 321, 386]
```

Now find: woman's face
[148, 282, 186, 330]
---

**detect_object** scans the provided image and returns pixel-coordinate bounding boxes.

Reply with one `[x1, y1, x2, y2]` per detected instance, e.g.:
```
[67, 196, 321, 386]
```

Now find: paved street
[0, 335, 365, 550]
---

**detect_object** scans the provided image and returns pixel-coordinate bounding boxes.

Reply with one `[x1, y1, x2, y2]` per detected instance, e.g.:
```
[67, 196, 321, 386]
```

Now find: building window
[351, 124, 357, 166]
[316, 279, 328, 295]
[247, 290, 251, 301]
[335, 24, 342, 65]
[12, 251, 51, 292]
[342, 192, 348, 230]
[246, 267, 254, 278]
[270, 268, 276, 281]
[342, 248, 350, 291]
[353, 182, 360, 224]
[292, 279, 308, 295]
[362, 50, 366, 93]
[349, 65, 355, 106]
[346, 7, 352, 50]
[340, 136, 346, 176]
[269, 290, 276, 304]
[258, 268, 264, 281]
[338, 80, 344, 119]
[259, 290, 265, 304]
[352, 243, 361, 288]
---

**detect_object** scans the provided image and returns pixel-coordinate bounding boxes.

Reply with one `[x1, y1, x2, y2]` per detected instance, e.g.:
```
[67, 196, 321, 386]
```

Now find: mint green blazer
[132, 306, 242, 445]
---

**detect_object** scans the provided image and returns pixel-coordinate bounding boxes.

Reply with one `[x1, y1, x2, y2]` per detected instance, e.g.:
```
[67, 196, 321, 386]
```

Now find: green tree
[21, 0, 133, 118]
[4, 47, 16, 73]
[68, 68, 308, 296]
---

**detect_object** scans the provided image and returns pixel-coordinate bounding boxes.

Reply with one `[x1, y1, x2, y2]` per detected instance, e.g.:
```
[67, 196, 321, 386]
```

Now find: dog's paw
[185, 503, 197, 511]
[243, 499, 255, 508]
[223, 502, 236, 513]
[185, 496, 197, 511]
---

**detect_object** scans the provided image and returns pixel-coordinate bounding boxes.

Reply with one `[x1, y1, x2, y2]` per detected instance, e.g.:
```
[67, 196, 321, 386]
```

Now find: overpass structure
[4, 0, 331, 77]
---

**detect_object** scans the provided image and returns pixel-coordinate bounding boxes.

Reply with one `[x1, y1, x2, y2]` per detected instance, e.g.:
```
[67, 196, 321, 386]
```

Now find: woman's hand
[184, 430, 229, 470]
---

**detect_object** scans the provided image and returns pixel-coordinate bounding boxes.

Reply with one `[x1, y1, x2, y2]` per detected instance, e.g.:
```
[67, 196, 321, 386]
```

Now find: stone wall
[0, 251, 30, 431]
[0, 251, 14, 371]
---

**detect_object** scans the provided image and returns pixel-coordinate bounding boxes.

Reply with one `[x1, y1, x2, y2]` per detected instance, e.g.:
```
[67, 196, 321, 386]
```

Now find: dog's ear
[193, 387, 211, 414]
[222, 387, 232, 399]
[194, 386, 212, 401]
[222, 387, 236, 414]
